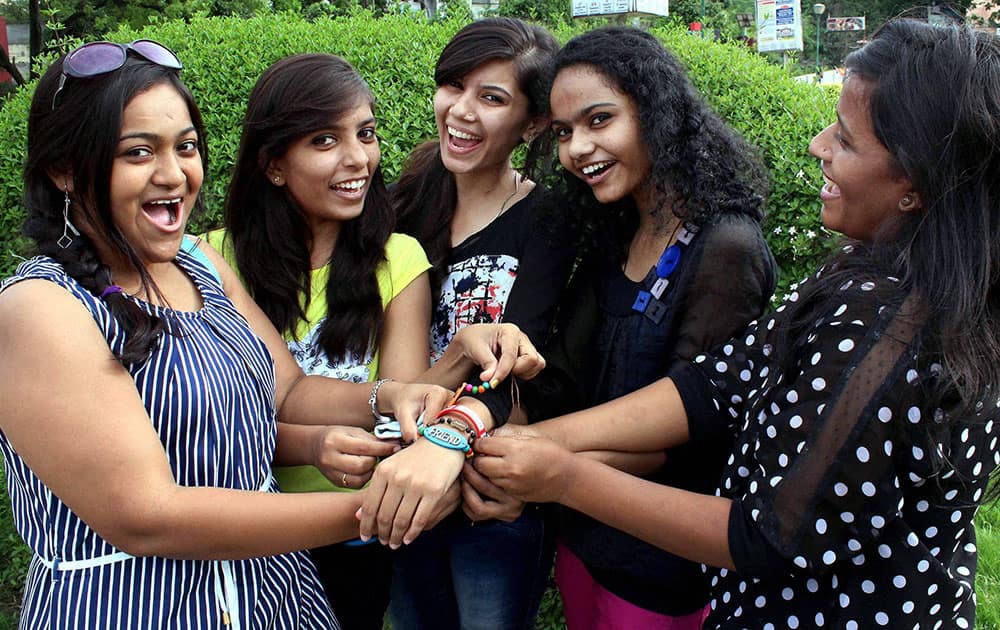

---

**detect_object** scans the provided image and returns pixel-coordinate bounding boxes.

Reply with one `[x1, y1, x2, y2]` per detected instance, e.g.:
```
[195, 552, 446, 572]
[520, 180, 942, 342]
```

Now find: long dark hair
[23, 53, 208, 365]
[392, 18, 559, 294]
[223, 54, 393, 362]
[785, 20, 1000, 416]
[551, 27, 768, 260]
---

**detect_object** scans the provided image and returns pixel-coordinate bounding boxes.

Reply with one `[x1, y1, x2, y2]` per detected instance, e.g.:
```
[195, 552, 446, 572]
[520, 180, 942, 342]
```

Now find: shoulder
[777, 261, 907, 333]
[697, 212, 769, 254]
[379, 233, 431, 298]
[385, 233, 428, 261]
[0, 274, 105, 355]
[202, 228, 235, 265]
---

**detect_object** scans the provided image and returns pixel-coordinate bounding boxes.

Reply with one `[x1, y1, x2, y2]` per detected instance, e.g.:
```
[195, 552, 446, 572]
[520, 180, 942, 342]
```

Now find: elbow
[88, 488, 181, 558]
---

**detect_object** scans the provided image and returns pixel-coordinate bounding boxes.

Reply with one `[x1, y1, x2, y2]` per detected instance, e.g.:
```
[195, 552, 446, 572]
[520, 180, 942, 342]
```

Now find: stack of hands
[302, 322, 557, 548]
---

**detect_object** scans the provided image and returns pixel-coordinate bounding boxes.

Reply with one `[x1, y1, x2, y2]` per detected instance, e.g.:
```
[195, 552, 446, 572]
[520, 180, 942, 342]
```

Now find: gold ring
[341, 473, 348, 487]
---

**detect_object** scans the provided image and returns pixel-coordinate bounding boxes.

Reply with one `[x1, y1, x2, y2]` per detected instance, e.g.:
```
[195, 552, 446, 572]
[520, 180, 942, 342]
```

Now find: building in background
[1, 17, 29, 83]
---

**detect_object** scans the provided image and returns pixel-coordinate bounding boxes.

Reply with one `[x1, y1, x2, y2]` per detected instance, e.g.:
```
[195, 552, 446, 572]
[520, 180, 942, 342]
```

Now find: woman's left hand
[460, 460, 527, 523]
[473, 434, 577, 504]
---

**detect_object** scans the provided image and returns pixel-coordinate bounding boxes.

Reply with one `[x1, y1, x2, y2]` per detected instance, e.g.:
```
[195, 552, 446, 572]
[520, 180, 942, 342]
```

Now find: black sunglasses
[52, 39, 183, 110]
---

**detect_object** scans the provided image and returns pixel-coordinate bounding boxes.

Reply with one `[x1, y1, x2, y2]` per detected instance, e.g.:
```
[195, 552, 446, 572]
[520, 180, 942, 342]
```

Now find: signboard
[826, 16, 865, 32]
[571, 0, 667, 17]
[755, 0, 803, 52]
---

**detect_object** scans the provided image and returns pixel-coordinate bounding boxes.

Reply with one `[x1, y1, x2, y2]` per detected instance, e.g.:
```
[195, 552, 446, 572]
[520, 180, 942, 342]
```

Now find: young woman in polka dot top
[476, 19, 1000, 629]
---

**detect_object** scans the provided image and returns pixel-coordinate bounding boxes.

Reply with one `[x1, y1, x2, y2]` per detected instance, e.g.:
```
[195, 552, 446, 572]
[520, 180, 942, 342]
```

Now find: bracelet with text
[419, 424, 473, 457]
[432, 417, 478, 442]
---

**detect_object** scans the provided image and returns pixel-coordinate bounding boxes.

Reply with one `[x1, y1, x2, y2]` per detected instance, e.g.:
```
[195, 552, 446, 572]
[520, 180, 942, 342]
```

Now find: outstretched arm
[474, 434, 734, 569]
[200, 240, 451, 432]
[0, 280, 375, 559]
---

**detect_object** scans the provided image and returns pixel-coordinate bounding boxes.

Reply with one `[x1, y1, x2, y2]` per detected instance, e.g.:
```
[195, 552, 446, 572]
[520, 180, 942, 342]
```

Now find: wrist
[372, 379, 397, 417]
[536, 420, 571, 451]
[433, 403, 487, 439]
[453, 397, 496, 432]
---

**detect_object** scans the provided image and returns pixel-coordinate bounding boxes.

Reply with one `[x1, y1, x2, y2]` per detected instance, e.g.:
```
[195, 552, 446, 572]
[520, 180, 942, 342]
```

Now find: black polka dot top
[671, 248, 1000, 629]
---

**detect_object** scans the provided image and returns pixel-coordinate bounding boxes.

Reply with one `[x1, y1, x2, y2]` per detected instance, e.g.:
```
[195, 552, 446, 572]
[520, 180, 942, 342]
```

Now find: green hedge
[0, 13, 837, 623]
[0, 11, 835, 288]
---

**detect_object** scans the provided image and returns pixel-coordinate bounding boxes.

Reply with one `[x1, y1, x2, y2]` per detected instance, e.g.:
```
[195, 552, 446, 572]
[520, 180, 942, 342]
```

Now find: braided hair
[23, 54, 208, 364]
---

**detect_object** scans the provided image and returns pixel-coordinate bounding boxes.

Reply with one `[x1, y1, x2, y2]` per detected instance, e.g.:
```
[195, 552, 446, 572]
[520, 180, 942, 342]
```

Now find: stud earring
[57, 188, 80, 249]
[273, 176, 281, 185]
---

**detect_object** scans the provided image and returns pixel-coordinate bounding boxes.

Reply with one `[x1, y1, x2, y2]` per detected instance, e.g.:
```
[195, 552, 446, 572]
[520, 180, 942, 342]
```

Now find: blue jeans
[389, 506, 554, 630]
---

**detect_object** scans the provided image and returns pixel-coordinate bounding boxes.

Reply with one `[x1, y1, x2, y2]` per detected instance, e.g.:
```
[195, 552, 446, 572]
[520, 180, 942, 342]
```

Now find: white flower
[788, 226, 798, 235]
[773, 227, 783, 234]
[796, 169, 806, 179]
[807, 230, 817, 238]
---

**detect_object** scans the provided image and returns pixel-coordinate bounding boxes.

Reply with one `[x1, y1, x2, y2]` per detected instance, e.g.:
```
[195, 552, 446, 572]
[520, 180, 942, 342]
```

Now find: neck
[308, 220, 341, 270]
[454, 163, 516, 213]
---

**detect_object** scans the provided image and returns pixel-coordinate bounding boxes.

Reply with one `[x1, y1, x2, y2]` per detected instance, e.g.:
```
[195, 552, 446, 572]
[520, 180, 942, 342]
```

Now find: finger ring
[341, 473, 348, 487]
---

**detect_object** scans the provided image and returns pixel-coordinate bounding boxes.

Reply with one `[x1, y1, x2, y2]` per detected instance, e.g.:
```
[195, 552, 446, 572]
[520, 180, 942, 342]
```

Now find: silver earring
[273, 176, 281, 184]
[57, 188, 80, 249]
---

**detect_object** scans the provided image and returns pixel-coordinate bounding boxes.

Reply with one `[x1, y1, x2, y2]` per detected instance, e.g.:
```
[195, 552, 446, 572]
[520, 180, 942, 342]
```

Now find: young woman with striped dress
[0, 41, 471, 629]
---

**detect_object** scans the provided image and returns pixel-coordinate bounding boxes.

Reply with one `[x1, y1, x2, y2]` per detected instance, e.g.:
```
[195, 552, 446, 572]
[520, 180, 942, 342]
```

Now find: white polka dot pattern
[693, 272, 998, 628]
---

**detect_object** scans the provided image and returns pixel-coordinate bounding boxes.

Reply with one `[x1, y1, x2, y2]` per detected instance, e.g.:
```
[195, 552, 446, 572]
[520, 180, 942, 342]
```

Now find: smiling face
[106, 82, 203, 267]
[269, 100, 380, 232]
[808, 75, 915, 241]
[549, 64, 653, 207]
[433, 58, 533, 177]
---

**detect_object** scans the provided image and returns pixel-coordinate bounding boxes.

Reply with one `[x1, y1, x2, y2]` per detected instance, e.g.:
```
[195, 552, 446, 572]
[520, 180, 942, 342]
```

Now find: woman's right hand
[357, 438, 465, 547]
[446, 323, 547, 384]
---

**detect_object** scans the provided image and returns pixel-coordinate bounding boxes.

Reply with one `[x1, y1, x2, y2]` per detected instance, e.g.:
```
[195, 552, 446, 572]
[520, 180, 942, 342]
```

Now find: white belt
[40, 472, 274, 629]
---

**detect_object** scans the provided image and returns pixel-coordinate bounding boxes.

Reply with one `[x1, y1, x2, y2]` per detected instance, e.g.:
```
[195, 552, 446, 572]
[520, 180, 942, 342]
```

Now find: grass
[1, 477, 999, 629]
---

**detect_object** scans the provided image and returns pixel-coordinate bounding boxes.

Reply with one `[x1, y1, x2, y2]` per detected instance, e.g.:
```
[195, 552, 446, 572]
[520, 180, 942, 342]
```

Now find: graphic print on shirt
[287, 319, 373, 383]
[431, 254, 519, 362]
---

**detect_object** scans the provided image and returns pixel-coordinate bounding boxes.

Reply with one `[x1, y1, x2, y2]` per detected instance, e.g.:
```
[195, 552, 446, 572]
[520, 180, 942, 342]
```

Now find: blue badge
[632, 290, 652, 313]
[655, 244, 682, 278]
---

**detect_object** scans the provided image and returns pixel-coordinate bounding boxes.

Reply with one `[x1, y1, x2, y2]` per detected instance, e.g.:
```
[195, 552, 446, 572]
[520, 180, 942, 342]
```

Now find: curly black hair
[551, 27, 769, 259]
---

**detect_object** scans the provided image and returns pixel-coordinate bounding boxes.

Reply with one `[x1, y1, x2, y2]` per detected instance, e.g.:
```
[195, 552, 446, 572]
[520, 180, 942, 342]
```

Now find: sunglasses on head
[52, 39, 183, 110]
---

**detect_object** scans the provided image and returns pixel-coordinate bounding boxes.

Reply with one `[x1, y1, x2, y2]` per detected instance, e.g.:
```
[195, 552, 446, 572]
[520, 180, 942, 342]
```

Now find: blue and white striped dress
[0, 251, 339, 629]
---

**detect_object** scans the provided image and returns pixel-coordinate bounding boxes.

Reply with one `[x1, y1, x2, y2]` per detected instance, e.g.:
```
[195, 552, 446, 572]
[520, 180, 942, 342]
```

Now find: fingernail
[360, 534, 370, 542]
[403, 537, 413, 545]
[390, 542, 401, 550]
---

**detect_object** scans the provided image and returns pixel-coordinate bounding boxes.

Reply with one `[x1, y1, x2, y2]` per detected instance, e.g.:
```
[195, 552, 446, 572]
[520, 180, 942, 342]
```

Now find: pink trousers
[554, 543, 710, 630]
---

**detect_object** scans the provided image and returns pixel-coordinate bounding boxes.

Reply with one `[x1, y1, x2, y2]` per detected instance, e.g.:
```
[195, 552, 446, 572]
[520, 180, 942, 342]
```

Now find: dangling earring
[57, 188, 80, 249]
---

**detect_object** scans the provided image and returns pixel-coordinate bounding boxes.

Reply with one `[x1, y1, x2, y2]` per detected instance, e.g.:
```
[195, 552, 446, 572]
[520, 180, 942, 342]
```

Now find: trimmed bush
[0, 11, 835, 288]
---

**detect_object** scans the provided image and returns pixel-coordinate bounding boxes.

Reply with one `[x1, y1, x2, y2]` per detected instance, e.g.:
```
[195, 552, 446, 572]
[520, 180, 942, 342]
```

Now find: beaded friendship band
[464, 379, 500, 395]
